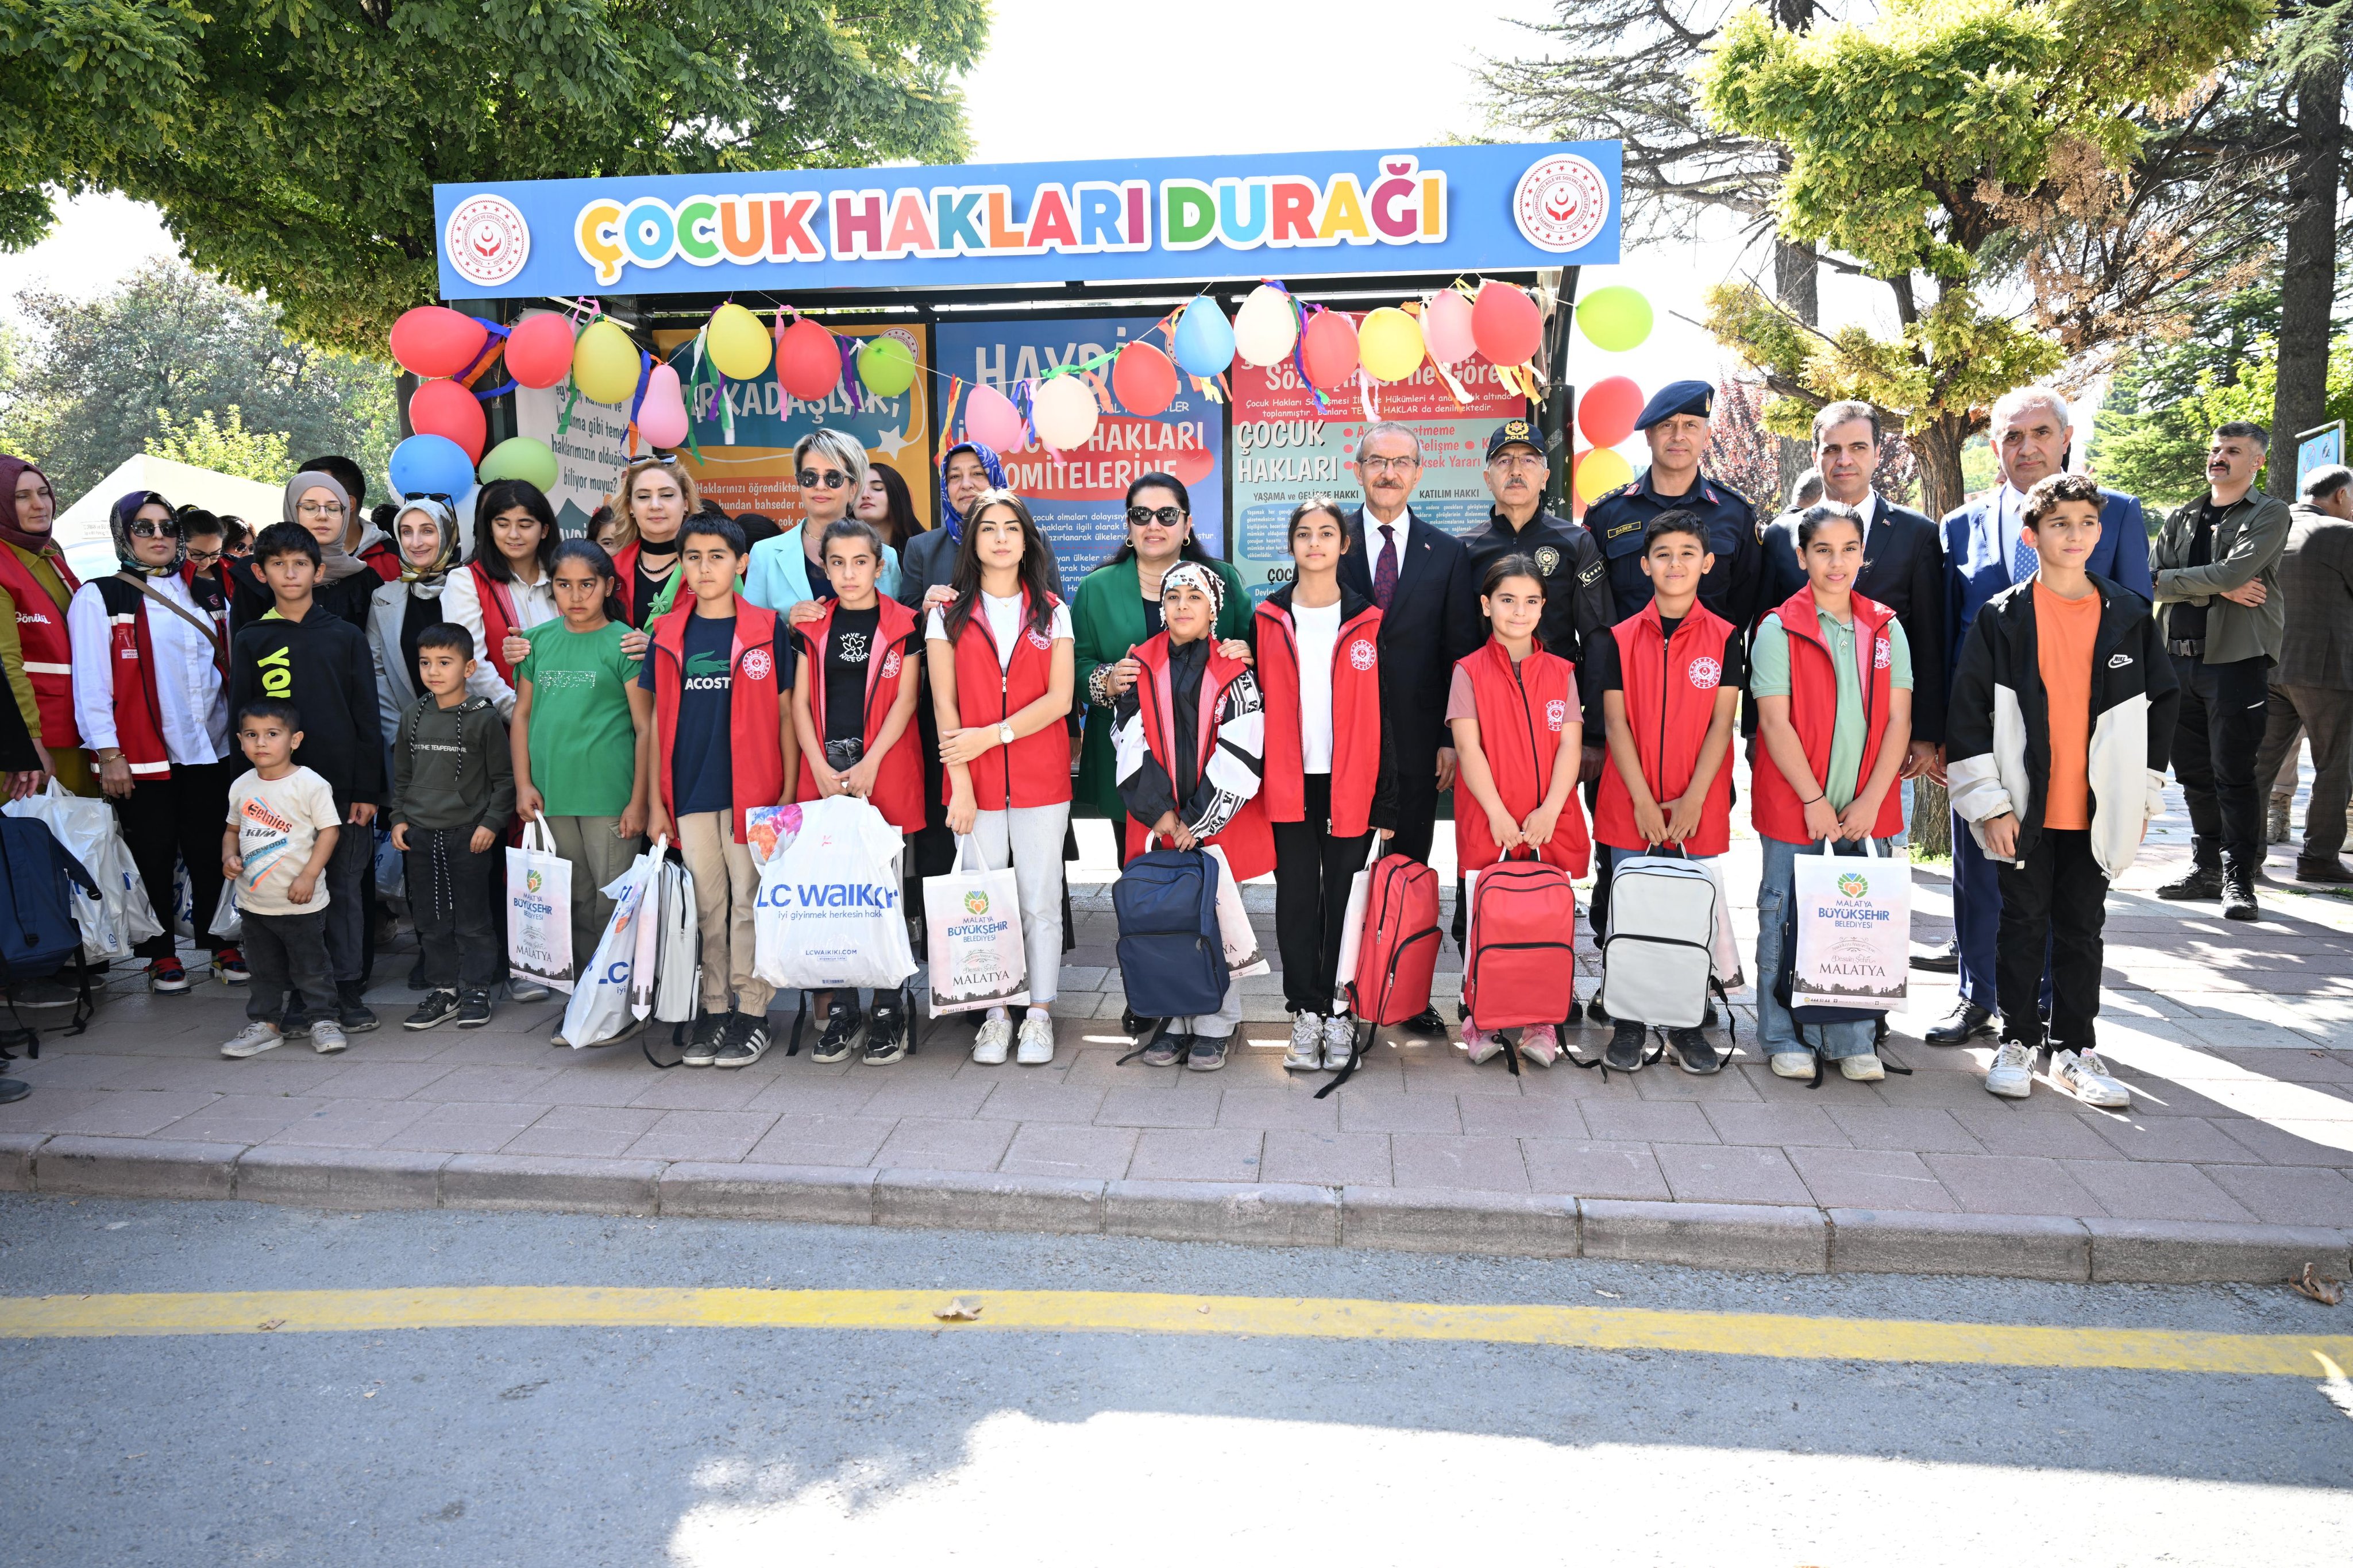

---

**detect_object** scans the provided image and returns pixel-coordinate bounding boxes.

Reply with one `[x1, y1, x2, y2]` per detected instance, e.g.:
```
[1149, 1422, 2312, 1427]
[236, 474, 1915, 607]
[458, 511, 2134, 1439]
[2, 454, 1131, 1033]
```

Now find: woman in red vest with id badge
[925, 491, 1075, 1070]
[1449, 554, 1590, 1067]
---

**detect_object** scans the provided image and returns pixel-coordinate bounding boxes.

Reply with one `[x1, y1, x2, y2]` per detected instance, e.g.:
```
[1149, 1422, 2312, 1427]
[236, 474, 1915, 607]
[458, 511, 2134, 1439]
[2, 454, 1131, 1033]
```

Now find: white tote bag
[206, 882, 243, 942]
[554, 848, 657, 1048]
[1791, 838, 1911, 1011]
[505, 817, 576, 994]
[923, 833, 1028, 1018]
[6, 780, 151, 958]
[752, 795, 916, 991]
[1201, 845, 1270, 979]
[650, 849, 700, 1025]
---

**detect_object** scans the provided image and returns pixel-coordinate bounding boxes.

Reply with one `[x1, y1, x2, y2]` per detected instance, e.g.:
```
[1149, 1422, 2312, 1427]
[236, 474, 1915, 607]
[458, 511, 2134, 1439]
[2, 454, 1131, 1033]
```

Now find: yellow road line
[3, 1287, 2348, 1376]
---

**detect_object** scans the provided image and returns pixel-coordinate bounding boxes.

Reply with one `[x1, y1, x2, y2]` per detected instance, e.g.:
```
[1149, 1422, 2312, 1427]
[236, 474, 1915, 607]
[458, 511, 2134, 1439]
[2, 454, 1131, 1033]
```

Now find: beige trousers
[676, 810, 773, 1016]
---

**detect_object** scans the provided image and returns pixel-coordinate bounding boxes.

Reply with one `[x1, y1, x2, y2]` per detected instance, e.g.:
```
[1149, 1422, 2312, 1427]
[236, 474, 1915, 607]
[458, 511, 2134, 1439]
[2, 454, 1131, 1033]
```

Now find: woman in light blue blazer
[743, 427, 899, 613]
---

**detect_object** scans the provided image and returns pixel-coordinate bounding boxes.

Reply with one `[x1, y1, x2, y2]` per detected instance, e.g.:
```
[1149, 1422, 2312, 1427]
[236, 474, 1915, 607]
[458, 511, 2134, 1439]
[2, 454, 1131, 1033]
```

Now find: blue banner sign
[434, 142, 1619, 299]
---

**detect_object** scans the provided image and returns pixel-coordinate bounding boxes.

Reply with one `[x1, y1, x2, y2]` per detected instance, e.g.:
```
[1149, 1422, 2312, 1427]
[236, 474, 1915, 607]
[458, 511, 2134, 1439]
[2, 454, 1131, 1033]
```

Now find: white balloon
[1031, 374, 1101, 450]
[1232, 284, 1301, 368]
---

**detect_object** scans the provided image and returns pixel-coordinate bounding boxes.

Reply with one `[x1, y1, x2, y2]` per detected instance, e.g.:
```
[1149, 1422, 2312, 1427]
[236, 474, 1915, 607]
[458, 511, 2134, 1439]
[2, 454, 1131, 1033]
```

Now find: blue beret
[1635, 379, 1715, 430]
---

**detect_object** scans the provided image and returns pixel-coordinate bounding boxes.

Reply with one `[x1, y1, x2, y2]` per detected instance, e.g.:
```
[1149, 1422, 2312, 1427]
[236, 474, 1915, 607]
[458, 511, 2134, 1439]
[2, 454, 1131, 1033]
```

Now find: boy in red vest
[639, 515, 798, 1068]
[1751, 504, 1914, 1082]
[1592, 511, 1742, 1073]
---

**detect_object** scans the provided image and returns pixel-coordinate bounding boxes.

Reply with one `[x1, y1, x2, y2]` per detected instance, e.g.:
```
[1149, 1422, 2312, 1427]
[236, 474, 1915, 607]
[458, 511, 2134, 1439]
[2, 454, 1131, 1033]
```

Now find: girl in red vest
[1254, 497, 1394, 1073]
[639, 514, 797, 1069]
[791, 517, 925, 1067]
[925, 491, 1075, 1069]
[1592, 511, 1743, 1075]
[446, 480, 559, 719]
[1449, 554, 1590, 1067]
[1750, 504, 1914, 1083]
[1114, 561, 1271, 1072]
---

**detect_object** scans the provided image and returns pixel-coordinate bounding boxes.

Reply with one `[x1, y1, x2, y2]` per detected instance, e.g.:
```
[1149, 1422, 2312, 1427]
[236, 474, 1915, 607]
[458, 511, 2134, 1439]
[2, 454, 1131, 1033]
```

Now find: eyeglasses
[1359, 455, 1419, 473]
[125, 520, 176, 540]
[799, 469, 850, 489]
[187, 547, 223, 567]
[1488, 453, 1548, 472]
[295, 500, 346, 519]
[1127, 505, 1185, 527]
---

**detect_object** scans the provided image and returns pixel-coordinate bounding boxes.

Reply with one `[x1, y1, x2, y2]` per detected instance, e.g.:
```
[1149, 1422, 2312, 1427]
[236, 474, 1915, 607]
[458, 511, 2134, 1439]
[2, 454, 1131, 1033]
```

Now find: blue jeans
[1757, 834, 1902, 1059]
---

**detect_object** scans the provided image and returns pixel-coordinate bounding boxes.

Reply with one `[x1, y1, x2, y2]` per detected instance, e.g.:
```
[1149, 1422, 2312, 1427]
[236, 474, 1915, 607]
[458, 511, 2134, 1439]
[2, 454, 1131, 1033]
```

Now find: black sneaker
[407, 959, 427, 991]
[2157, 866, 2221, 901]
[863, 1002, 909, 1065]
[402, 990, 460, 1030]
[454, 990, 493, 1029]
[713, 1013, 771, 1069]
[680, 1010, 730, 1067]
[1141, 1032, 1186, 1067]
[1568, 995, 1590, 1026]
[1604, 1019, 1649, 1071]
[813, 1003, 866, 1064]
[336, 984, 379, 1034]
[1121, 1008, 1161, 1042]
[2222, 864, 2260, 922]
[1663, 1028, 1722, 1075]
[1186, 1035, 1229, 1071]
[279, 1005, 313, 1040]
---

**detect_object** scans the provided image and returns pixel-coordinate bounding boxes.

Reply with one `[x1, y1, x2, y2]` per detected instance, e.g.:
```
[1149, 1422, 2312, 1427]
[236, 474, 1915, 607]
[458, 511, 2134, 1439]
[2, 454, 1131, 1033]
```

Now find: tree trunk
[2269, 45, 2344, 499]
[1772, 236, 1820, 508]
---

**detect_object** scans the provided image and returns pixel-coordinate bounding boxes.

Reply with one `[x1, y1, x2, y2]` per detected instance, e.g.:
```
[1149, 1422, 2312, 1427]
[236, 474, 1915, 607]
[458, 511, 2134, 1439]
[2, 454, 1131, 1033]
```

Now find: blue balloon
[1172, 297, 1235, 378]
[389, 434, 477, 501]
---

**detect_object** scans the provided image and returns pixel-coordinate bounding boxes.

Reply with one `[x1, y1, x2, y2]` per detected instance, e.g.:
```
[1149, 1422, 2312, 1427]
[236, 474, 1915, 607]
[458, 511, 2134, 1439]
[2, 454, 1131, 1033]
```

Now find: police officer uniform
[1460, 419, 1617, 728]
[1581, 380, 1761, 628]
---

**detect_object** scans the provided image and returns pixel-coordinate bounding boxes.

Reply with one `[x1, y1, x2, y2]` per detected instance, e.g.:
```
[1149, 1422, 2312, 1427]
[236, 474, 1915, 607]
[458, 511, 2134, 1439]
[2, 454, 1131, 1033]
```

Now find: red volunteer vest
[90, 577, 226, 780]
[0, 543, 80, 748]
[610, 542, 678, 628]
[1121, 633, 1276, 882]
[1749, 588, 1906, 844]
[361, 538, 401, 583]
[1253, 596, 1384, 837]
[650, 596, 789, 844]
[1594, 600, 1736, 856]
[794, 596, 924, 832]
[943, 589, 1071, 811]
[468, 561, 523, 686]
[1452, 638, 1590, 876]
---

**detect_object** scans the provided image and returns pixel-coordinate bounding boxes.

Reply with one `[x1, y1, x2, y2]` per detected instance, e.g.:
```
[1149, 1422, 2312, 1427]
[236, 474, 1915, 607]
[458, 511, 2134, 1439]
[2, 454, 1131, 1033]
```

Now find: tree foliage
[0, 260, 395, 503]
[147, 406, 293, 485]
[0, 0, 990, 352]
[2095, 329, 2353, 504]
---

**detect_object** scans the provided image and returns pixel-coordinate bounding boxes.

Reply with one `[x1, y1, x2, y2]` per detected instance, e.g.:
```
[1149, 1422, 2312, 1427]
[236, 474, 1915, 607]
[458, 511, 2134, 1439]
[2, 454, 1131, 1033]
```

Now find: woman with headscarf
[66, 491, 239, 992]
[229, 471, 380, 632]
[367, 497, 462, 750]
[0, 455, 87, 793]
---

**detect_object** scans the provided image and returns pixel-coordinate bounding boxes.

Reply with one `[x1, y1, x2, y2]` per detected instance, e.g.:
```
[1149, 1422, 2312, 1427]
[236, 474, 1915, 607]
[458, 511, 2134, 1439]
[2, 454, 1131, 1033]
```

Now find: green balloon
[858, 335, 919, 397]
[477, 435, 558, 493]
[1576, 286, 1654, 353]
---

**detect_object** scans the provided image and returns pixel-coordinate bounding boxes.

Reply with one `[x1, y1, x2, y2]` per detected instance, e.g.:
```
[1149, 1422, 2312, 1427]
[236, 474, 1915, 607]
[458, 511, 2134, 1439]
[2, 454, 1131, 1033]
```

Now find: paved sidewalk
[5, 785, 2353, 1281]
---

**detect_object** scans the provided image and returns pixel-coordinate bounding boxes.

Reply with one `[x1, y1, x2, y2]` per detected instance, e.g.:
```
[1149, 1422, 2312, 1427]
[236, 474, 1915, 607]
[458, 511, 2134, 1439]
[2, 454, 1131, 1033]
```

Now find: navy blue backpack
[0, 815, 101, 1049]
[1113, 845, 1228, 1022]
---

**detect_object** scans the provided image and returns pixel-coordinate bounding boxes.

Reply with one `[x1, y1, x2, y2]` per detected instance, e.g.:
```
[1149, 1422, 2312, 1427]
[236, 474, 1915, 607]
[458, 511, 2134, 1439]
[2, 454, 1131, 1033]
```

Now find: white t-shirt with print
[226, 765, 342, 916]
[926, 594, 1074, 669]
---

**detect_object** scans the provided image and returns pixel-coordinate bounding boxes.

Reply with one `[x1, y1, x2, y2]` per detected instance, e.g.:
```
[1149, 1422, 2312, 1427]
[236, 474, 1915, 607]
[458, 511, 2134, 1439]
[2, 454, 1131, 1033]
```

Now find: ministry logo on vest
[1347, 638, 1376, 671]
[1689, 655, 1721, 690]
[1545, 698, 1567, 731]
[742, 646, 773, 681]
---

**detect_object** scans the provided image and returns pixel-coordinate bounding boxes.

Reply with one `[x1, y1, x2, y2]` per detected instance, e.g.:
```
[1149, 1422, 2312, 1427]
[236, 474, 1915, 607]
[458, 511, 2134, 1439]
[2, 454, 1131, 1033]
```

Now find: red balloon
[408, 379, 486, 462]
[1577, 375, 1644, 449]
[503, 312, 576, 391]
[1111, 341, 1178, 418]
[389, 306, 490, 380]
[1301, 311, 1359, 390]
[776, 317, 840, 401]
[1471, 281, 1543, 367]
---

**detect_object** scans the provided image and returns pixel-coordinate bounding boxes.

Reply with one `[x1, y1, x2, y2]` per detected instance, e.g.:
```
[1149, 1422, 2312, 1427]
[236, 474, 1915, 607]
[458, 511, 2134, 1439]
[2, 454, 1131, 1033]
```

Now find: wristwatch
[998, 722, 1016, 747]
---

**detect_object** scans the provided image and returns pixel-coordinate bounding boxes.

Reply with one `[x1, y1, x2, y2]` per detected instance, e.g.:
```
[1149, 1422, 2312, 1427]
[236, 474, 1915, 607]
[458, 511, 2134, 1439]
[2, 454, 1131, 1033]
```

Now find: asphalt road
[3, 1194, 2348, 1566]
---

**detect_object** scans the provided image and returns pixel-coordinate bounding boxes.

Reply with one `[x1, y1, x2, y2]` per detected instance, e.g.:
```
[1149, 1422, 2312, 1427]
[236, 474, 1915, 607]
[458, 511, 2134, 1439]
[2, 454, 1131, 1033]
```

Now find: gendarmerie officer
[1582, 380, 1760, 628]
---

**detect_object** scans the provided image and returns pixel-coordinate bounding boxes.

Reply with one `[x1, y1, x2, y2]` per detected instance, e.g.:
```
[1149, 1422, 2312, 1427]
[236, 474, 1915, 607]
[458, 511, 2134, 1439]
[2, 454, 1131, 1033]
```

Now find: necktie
[2008, 500, 2038, 584]
[1374, 524, 1398, 609]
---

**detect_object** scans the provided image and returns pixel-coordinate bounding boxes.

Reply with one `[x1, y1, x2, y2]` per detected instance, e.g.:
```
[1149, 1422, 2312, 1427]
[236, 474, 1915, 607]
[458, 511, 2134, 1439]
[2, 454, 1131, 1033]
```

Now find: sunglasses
[125, 520, 176, 540]
[1127, 505, 1186, 527]
[798, 469, 850, 489]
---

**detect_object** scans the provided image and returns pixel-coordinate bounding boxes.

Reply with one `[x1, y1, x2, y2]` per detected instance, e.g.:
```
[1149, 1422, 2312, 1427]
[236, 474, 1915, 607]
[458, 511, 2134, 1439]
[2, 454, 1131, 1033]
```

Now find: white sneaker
[221, 1021, 283, 1059]
[311, 1018, 348, 1055]
[1284, 1013, 1324, 1071]
[508, 979, 553, 1003]
[1984, 1040, 2034, 1099]
[2053, 1048, 2130, 1108]
[1519, 1025, 1559, 1068]
[1838, 1053, 1885, 1082]
[1016, 1014, 1055, 1065]
[1463, 1025, 1505, 1065]
[1322, 1012, 1357, 1071]
[1770, 1052, 1814, 1079]
[973, 1014, 1012, 1065]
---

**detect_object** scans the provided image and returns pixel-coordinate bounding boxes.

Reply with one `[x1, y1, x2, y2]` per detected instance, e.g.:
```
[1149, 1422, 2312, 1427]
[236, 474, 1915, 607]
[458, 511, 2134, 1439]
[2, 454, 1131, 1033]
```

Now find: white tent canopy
[52, 454, 280, 578]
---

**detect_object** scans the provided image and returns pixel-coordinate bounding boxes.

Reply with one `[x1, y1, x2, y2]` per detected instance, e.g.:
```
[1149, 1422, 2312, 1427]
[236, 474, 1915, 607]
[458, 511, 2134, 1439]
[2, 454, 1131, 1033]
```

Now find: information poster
[1229, 338, 1530, 603]
[933, 315, 1225, 590]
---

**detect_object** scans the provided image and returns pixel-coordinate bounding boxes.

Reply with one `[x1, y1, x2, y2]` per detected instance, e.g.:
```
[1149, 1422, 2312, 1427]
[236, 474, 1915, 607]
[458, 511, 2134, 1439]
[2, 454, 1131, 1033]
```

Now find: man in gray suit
[2252, 464, 2353, 883]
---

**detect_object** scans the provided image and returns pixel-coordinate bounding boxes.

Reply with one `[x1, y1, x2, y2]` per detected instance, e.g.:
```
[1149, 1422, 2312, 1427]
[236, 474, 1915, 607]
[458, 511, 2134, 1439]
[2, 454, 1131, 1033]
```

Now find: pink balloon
[963, 383, 1025, 453]
[1423, 289, 1477, 365]
[638, 364, 689, 450]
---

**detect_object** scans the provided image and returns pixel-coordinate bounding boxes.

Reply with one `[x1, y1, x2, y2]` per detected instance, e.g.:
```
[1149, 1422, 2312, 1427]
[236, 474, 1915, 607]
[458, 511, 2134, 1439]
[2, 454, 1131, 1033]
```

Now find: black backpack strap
[1313, 1017, 1371, 1098]
[785, 991, 811, 1055]
[642, 1015, 686, 1069]
[61, 951, 92, 1038]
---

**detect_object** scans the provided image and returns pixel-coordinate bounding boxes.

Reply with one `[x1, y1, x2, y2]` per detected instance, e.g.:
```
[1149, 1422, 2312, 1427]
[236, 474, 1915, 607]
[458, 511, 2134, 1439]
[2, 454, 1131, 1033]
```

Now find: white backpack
[1599, 855, 1729, 1030]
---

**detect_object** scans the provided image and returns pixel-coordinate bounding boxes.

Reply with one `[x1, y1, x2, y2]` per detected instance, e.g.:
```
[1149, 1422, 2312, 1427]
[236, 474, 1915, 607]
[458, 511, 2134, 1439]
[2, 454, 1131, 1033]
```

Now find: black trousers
[243, 907, 331, 1025]
[2171, 652, 2271, 868]
[1995, 827, 2108, 1051]
[1270, 775, 1374, 1014]
[112, 759, 234, 963]
[322, 816, 371, 994]
[404, 829, 502, 992]
[1387, 748, 1441, 866]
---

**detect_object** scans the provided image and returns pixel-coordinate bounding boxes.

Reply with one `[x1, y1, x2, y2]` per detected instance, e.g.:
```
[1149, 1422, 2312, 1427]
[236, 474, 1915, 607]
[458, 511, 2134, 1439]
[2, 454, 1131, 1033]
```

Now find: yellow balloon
[1357, 307, 1426, 383]
[707, 302, 772, 381]
[572, 318, 641, 406]
[1576, 446, 1634, 504]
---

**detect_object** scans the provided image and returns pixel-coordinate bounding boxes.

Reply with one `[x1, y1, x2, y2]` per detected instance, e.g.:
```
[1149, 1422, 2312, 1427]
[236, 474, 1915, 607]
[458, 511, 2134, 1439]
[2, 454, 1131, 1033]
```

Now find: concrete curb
[8, 1131, 2351, 1284]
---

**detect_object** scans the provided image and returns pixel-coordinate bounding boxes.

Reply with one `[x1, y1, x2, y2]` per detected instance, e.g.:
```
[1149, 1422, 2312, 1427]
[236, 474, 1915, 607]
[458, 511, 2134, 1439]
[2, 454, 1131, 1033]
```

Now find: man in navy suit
[1925, 385, 2156, 1044]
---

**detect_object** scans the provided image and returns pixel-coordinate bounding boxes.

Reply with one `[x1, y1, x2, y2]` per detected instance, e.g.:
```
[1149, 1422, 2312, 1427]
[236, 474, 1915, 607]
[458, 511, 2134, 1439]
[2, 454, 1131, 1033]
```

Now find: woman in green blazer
[1073, 471, 1253, 827]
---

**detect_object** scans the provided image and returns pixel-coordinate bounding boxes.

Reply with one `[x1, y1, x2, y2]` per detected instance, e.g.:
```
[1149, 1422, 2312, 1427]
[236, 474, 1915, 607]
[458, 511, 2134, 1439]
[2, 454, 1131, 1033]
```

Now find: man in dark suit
[2252, 464, 2353, 883]
[1927, 386, 2157, 1042]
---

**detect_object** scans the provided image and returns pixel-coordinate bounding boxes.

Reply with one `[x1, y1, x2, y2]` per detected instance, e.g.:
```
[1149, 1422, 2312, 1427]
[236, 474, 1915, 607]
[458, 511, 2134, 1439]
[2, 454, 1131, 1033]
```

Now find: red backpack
[1463, 853, 1579, 1045]
[1319, 854, 1441, 1096]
